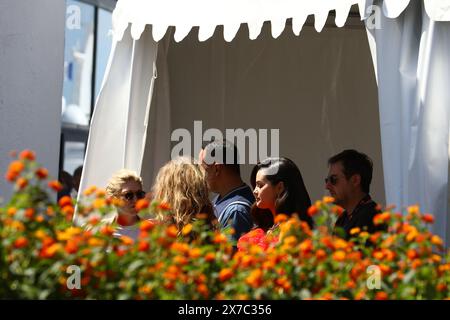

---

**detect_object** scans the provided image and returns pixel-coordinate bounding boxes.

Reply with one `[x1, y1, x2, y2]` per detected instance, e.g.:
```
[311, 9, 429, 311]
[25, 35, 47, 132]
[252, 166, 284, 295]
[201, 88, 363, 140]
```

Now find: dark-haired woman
[237, 157, 313, 251]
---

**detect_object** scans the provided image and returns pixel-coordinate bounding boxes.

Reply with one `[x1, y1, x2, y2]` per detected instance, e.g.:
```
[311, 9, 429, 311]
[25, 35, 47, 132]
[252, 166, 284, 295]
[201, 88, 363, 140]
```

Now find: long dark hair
[250, 157, 313, 231]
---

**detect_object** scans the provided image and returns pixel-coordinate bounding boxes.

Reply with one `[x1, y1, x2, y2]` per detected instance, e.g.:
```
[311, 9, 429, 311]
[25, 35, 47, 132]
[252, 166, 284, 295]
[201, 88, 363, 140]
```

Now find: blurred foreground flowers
[0, 151, 449, 299]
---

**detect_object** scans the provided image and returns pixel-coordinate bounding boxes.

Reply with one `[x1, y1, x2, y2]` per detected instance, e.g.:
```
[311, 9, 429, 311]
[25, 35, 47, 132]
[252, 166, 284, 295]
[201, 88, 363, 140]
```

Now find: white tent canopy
[78, 0, 450, 245]
[112, 0, 450, 42]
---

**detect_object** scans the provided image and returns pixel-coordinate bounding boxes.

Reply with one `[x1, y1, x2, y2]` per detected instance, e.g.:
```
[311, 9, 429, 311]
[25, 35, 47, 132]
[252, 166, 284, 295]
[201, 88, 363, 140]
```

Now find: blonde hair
[106, 169, 143, 198]
[152, 157, 215, 230]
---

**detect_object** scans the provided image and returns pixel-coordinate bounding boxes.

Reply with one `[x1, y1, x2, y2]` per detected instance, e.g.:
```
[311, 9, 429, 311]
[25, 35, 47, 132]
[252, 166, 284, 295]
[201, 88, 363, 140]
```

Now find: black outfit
[334, 195, 384, 240]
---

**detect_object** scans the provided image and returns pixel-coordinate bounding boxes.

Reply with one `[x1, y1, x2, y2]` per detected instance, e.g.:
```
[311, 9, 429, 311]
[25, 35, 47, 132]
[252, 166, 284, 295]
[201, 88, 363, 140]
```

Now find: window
[60, 0, 115, 178]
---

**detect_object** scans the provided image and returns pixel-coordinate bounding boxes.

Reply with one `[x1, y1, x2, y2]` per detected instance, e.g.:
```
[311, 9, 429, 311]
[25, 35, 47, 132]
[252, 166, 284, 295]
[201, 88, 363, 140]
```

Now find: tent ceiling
[112, 0, 450, 42]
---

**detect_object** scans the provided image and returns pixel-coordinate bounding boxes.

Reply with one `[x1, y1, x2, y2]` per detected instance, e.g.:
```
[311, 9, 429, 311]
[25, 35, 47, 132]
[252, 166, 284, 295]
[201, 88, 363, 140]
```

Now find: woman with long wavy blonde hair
[152, 157, 216, 232]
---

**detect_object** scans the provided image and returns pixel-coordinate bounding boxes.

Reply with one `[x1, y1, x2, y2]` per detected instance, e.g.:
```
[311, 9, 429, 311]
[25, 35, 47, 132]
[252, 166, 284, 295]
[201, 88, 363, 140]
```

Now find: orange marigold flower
[204, 252, 215, 262]
[8, 160, 25, 174]
[5, 170, 19, 182]
[274, 213, 289, 223]
[334, 238, 348, 250]
[373, 250, 384, 260]
[14, 237, 29, 249]
[138, 241, 150, 252]
[374, 212, 390, 225]
[100, 225, 115, 236]
[189, 248, 202, 259]
[158, 202, 171, 211]
[219, 268, 233, 282]
[436, 283, 447, 292]
[245, 269, 263, 288]
[120, 236, 134, 246]
[61, 205, 74, 217]
[40, 243, 61, 258]
[181, 223, 193, 236]
[197, 284, 209, 298]
[315, 249, 327, 261]
[323, 196, 335, 204]
[307, 205, 319, 217]
[375, 291, 388, 300]
[88, 216, 100, 225]
[332, 250, 346, 262]
[7, 207, 17, 217]
[422, 214, 434, 224]
[93, 198, 106, 209]
[65, 240, 78, 254]
[83, 186, 97, 196]
[48, 180, 63, 192]
[411, 259, 422, 269]
[24, 208, 35, 219]
[88, 237, 105, 247]
[213, 233, 228, 244]
[15, 177, 28, 190]
[135, 199, 149, 211]
[407, 249, 418, 260]
[58, 196, 72, 208]
[350, 227, 361, 235]
[407, 205, 420, 216]
[166, 225, 179, 238]
[299, 239, 313, 254]
[332, 206, 344, 216]
[140, 220, 156, 232]
[431, 235, 443, 247]
[19, 150, 35, 161]
[35, 167, 48, 180]
[431, 254, 442, 263]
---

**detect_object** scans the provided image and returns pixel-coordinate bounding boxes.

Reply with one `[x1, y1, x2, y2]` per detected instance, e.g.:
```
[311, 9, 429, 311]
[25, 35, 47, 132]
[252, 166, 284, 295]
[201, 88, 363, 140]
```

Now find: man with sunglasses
[325, 149, 383, 239]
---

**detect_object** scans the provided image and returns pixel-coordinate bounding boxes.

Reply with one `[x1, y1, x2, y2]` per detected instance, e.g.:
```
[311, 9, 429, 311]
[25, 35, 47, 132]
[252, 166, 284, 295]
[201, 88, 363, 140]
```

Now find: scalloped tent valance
[112, 0, 450, 42]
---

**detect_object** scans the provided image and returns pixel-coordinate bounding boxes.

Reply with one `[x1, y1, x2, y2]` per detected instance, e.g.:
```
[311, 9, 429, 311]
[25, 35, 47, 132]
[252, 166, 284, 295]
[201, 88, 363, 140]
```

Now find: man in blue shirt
[199, 140, 255, 243]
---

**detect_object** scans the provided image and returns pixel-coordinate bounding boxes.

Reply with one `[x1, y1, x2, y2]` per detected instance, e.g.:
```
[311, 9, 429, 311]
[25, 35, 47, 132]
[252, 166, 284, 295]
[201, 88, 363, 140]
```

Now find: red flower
[58, 196, 72, 208]
[135, 199, 149, 211]
[237, 228, 279, 252]
[14, 237, 29, 249]
[19, 150, 35, 161]
[138, 241, 150, 252]
[48, 180, 63, 192]
[35, 168, 48, 180]
[307, 205, 319, 217]
[16, 177, 28, 190]
[421, 214, 434, 224]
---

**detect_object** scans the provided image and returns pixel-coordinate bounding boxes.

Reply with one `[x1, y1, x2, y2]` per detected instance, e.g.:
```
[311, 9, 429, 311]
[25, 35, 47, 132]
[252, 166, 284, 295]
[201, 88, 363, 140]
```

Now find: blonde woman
[152, 157, 216, 233]
[103, 169, 146, 240]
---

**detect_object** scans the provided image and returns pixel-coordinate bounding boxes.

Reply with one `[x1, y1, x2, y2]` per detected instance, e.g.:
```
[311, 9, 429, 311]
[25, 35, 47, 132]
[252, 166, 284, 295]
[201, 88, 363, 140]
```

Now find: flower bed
[1, 151, 449, 299]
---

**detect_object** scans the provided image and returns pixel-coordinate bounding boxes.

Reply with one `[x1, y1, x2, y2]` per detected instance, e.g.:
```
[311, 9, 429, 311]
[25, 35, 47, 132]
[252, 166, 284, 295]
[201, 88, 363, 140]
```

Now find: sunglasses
[122, 190, 146, 201]
[325, 175, 338, 186]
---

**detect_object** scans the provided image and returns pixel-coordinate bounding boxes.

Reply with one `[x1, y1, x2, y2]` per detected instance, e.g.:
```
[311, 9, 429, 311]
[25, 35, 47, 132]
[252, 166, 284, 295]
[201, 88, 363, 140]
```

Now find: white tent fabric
[75, 27, 158, 224]
[367, 0, 450, 244]
[112, 0, 450, 42]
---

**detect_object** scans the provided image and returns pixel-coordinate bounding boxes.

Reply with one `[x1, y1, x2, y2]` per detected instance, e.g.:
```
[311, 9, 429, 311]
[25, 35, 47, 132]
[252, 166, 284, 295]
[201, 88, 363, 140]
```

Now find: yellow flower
[431, 235, 443, 246]
[350, 227, 361, 235]
[332, 250, 346, 262]
[323, 196, 335, 204]
[181, 224, 193, 236]
[407, 205, 420, 216]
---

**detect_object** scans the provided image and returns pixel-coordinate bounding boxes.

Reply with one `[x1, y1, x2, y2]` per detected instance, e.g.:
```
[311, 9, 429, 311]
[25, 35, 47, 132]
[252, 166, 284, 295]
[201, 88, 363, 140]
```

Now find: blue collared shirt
[213, 184, 255, 243]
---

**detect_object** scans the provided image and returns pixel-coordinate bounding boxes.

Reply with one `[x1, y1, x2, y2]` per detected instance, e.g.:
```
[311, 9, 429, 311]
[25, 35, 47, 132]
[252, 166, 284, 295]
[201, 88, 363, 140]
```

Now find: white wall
[0, 0, 65, 201]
